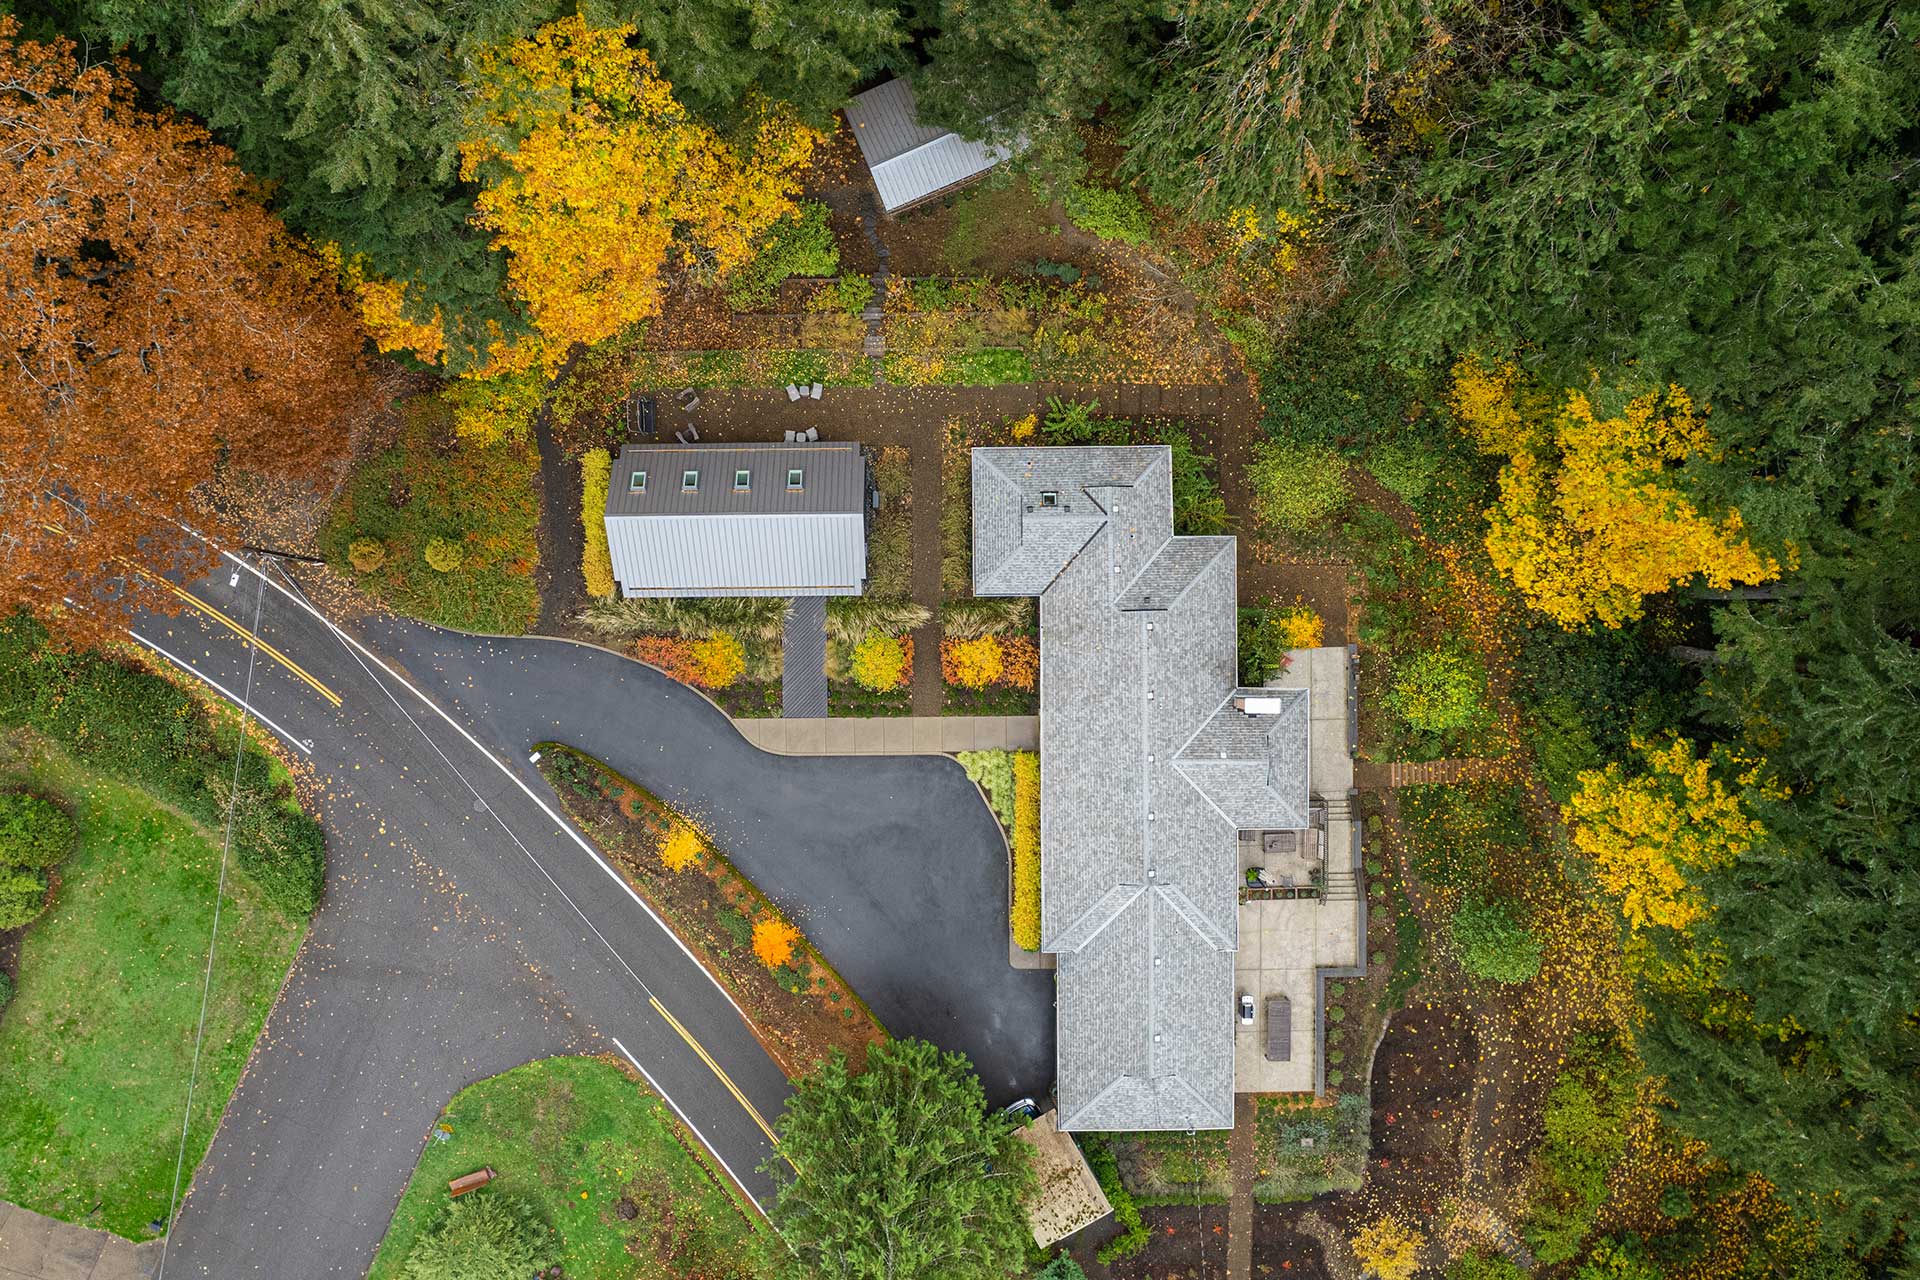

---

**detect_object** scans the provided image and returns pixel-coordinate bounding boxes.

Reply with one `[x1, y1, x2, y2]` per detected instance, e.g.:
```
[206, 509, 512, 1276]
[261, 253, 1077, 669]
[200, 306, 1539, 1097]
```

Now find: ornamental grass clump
[1010, 752, 1041, 950]
[347, 537, 387, 573]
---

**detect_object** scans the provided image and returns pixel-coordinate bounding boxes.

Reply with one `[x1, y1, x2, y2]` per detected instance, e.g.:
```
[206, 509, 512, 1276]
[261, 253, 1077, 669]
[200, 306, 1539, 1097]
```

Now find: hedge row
[1080, 1136, 1149, 1263]
[0, 613, 326, 917]
[581, 448, 615, 598]
[1011, 752, 1041, 951]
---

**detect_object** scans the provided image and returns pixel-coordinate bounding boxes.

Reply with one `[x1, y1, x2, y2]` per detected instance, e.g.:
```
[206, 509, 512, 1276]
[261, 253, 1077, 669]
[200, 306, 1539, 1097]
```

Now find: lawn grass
[321, 395, 542, 634]
[0, 743, 305, 1239]
[366, 1056, 765, 1280]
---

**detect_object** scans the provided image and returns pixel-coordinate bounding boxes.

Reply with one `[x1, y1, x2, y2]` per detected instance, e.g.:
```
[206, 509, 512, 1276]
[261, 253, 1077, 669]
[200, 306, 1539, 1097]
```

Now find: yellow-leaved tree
[1564, 737, 1766, 935]
[459, 15, 820, 354]
[1449, 355, 1783, 628]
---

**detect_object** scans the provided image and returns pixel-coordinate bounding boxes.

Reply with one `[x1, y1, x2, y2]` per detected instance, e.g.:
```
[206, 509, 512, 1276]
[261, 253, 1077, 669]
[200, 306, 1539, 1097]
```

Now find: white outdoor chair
[809, 382, 824, 399]
[786, 384, 802, 402]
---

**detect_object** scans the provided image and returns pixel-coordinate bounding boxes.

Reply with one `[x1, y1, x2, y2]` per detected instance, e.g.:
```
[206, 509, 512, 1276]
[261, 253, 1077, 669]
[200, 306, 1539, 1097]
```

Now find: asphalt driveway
[370, 621, 1057, 1104]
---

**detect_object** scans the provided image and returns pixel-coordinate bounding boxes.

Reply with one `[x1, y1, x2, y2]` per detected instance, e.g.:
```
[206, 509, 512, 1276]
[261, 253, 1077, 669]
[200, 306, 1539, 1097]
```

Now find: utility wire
[154, 563, 267, 1280]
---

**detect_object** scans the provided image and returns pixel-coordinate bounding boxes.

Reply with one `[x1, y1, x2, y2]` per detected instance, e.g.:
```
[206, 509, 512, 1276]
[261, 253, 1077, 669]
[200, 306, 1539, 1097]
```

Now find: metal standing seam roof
[605, 444, 868, 598]
[844, 78, 1028, 213]
[971, 446, 1314, 1132]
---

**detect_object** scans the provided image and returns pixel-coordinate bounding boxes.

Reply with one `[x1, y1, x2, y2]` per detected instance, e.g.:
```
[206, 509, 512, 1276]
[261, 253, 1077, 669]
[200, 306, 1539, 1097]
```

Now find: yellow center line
[650, 995, 792, 1166]
[131, 568, 343, 709]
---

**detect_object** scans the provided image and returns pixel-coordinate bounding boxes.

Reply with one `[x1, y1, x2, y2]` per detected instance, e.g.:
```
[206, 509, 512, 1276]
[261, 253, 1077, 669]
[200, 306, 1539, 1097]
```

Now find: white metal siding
[607, 512, 866, 597]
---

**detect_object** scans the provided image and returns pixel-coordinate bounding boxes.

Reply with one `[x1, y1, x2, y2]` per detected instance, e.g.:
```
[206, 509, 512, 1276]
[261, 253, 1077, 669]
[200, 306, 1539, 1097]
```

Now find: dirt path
[1227, 1094, 1257, 1280]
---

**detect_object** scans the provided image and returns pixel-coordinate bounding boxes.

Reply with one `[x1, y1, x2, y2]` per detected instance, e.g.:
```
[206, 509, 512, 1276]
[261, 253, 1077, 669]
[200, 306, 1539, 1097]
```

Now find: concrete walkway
[733, 714, 1037, 755]
[0, 1203, 158, 1280]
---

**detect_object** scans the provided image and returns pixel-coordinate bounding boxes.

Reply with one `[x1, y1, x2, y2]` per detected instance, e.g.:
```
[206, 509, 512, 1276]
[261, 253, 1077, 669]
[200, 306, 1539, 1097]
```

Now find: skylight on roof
[629, 470, 646, 493]
[681, 469, 698, 491]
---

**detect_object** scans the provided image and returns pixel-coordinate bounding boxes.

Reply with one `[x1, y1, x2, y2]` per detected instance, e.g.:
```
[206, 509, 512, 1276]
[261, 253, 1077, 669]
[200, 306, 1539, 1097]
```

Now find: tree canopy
[766, 1038, 1035, 1280]
[0, 19, 365, 637]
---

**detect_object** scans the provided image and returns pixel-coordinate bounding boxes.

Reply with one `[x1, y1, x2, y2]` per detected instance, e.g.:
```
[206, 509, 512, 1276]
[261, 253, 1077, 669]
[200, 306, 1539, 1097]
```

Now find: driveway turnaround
[368, 621, 1058, 1105]
[125, 559, 791, 1278]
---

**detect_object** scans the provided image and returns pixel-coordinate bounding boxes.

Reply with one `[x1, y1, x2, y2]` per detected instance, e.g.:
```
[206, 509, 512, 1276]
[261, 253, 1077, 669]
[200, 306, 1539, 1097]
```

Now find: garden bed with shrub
[535, 746, 881, 1074]
[955, 750, 1039, 951]
[1106, 1129, 1232, 1203]
[321, 393, 541, 635]
[576, 597, 785, 718]
[1254, 1091, 1370, 1203]
[366, 1055, 762, 1280]
[826, 597, 925, 716]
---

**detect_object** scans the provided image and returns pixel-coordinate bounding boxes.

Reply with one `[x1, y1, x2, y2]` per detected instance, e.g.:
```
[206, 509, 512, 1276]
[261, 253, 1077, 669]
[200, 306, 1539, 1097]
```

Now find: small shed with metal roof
[604, 443, 869, 598]
[843, 78, 1028, 215]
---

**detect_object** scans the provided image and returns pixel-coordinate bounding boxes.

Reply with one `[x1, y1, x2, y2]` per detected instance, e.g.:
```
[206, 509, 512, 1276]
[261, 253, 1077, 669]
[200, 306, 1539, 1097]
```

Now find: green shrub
[1447, 1250, 1527, 1280]
[1369, 439, 1440, 501]
[1451, 898, 1542, 984]
[1246, 439, 1351, 532]
[1063, 182, 1151, 245]
[826, 273, 872, 316]
[1659, 1185, 1695, 1220]
[0, 792, 74, 869]
[0, 866, 48, 929]
[0, 970, 12, 1009]
[423, 536, 464, 573]
[1388, 648, 1488, 734]
[1328, 1005, 1346, 1023]
[401, 1190, 551, 1280]
[1082, 1136, 1150, 1263]
[1326, 1069, 1344, 1087]
[1260, 304, 1417, 450]
[715, 906, 754, 948]
[1524, 1034, 1636, 1264]
[348, 537, 387, 573]
[1035, 1253, 1088, 1280]
[723, 200, 839, 310]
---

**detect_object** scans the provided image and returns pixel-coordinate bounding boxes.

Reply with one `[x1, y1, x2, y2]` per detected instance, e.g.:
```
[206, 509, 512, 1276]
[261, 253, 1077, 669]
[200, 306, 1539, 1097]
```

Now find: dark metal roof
[606, 443, 864, 518]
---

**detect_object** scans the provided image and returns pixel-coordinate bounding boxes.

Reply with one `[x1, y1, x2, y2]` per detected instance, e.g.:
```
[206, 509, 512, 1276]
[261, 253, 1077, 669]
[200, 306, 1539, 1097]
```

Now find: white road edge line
[218, 548, 762, 1033]
[611, 1036, 766, 1217]
[128, 629, 312, 756]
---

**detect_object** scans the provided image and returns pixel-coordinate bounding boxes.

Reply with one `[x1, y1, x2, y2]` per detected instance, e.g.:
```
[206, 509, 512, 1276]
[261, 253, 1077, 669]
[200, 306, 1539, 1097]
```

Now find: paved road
[368, 621, 1056, 1102]
[132, 560, 789, 1277]
[126, 552, 1050, 1277]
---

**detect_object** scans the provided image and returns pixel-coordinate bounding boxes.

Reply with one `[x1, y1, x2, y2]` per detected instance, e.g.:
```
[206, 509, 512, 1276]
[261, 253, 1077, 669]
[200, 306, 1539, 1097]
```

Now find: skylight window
[681, 469, 699, 491]
[734, 469, 751, 491]
[787, 468, 804, 491]
[629, 470, 647, 493]
[1039, 490, 1060, 508]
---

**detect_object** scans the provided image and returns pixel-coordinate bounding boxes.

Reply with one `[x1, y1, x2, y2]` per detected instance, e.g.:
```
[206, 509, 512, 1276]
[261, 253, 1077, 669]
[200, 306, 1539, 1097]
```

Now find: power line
[154, 563, 267, 1280]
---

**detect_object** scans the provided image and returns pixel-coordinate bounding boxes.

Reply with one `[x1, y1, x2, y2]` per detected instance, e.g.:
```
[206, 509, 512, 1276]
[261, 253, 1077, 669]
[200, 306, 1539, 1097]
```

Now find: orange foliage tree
[941, 636, 1006, 689]
[1449, 356, 1782, 628]
[752, 917, 801, 970]
[0, 21, 366, 638]
[459, 15, 821, 354]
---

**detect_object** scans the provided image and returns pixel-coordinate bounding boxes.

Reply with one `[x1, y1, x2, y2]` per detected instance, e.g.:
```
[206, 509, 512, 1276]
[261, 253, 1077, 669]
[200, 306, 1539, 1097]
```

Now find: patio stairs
[1319, 868, 1361, 902]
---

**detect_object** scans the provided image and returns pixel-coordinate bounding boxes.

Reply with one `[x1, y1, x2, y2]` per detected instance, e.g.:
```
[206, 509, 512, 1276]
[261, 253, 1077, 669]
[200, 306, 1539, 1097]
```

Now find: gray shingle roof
[844, 78, 1030, 213]
[972, 446, 1312, 1132]
[605, 443, 867, 597]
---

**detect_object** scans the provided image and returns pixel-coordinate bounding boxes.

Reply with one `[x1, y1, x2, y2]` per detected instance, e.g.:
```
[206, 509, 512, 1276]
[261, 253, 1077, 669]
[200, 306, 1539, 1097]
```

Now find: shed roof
[844, 78, 1027, 213]
[971, 445, 1314, 1132]
[605, 444, 867, 597]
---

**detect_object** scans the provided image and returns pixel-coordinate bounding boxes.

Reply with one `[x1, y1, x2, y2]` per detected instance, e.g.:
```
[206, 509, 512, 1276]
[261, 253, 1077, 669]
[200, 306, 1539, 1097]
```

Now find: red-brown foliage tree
[0, 21, 366, 640]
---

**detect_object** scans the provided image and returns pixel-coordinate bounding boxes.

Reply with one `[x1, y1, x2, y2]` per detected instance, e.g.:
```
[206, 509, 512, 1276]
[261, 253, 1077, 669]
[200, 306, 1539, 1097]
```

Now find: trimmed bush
[1369, 439, 1440, 502]
[1451, 897, 1543, 984]
[956, 751, 1017, 828]
[849, 634, 910, 691]
[422, 536, 464, 573]
[401, 1190, 551, 1280]
[942, 635, 1005, 689]
[1011, 752, 1040, 951]
[347, 537, 387, 573]
[823, 273, 872, 317]
[686, 633, 745, 689]
[0, 792, 74, 869]
[1063, 182, 1151, 245]
[0, 970, 12, 1010]
[1388, 648, 1487, 733]
[580, 448, 615, 598]
[1246, 439, 1351, 532]
[0, 866, 48, 929]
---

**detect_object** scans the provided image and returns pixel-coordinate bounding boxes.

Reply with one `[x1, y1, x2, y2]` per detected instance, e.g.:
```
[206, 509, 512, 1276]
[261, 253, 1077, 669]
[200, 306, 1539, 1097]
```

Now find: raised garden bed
[535, 746, 883, 1074]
